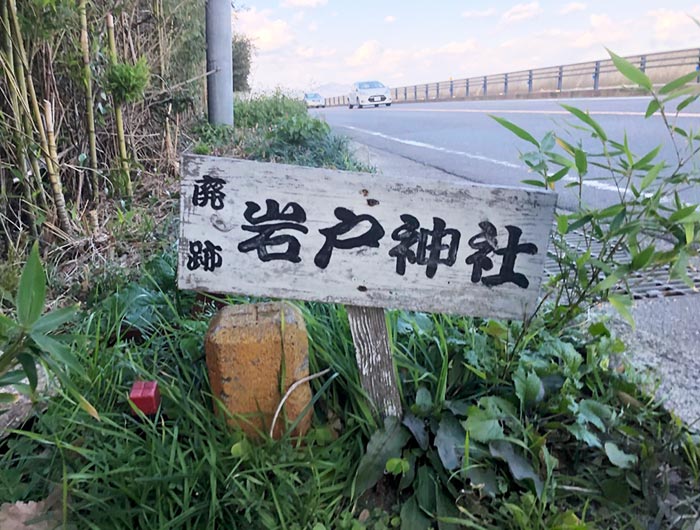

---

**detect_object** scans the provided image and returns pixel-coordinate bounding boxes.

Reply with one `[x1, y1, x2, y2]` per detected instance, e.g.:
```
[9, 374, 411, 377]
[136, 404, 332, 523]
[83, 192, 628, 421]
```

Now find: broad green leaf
[385, 457, 409, 475]
[685, 222, 695, 245]
[434, 412, 466, 471]
[414, 387, 433, 416]
[30, 332, 84, 375]
[0, 393, 19, 404]
[490, 115, 539, 147]
[354, 416, 411, 496]
[631, 245, 655, 270]
[574, 149, 588, 176]
[400, 495, 431, 530]
[465, 406, 504, 443]
[32, 305, 78, 335]
[549, 167, 570, 183]
[540, 131, 556, 152]
[677, 94, 699, 112]
[608, 294, 634, 329]
[669, 204, 697, 224]
[561, 105, 607, 141]
[522, 179, 546, 188]
[0, 370, 27, 387]
[607, 49, 652, 90]
[588, 322, 610, 337]
[231, 439, 252, 459]
[556, 214, 569, 235]
[565, 422, 601, 448]
[640, 162, 664, 190]
[17, 242, 46, 328]
[555, 136, 576, 155]
[604, 442, 638, 469]
[513, 369, 544, 409]
[644, 99, 660, 118]
[416, 465, 437, 515]
[659, 71, 699, 95]
[17, 353, 38, 391]
[566, 214, 593, 233]
[489, 440, 543, 498]
[403, 411, 429, 450]
[578, 399, 611, 431]
[632, 145, 661, 169]
[436, 486, 460, 530]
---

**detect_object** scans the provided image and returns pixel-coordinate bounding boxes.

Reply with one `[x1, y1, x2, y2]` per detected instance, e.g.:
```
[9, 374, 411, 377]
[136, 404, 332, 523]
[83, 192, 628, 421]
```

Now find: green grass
[191, 92, 374, 172]
[1, 248, 698, 529]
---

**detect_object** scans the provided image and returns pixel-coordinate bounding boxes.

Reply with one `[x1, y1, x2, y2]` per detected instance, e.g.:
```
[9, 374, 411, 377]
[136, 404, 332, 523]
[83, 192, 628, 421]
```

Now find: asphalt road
[311, 97, 700, 212]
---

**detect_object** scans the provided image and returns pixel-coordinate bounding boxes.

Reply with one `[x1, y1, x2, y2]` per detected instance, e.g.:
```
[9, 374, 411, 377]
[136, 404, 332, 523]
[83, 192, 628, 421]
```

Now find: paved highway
[312, 97, 700, 212]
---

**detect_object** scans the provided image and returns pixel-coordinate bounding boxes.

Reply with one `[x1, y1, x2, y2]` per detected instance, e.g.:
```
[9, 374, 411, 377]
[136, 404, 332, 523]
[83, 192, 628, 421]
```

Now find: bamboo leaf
[659, 71, 699, 95]
[489, 115, 539, 147]
[644, 99, 660, 118]
[640, 162, 664, 190]
[607, 49, 652, 90]
[561, 104, 607, 141]
[17, 242, 46, 328]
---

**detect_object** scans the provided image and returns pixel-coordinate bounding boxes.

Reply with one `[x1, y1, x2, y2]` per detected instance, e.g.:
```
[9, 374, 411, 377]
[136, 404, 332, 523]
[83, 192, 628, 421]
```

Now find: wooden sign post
[178, 155, 557, 418]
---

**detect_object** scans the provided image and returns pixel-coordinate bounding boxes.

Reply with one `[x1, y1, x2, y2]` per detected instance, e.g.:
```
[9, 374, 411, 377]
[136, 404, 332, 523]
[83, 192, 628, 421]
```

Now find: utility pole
[205, 0, 234, 126]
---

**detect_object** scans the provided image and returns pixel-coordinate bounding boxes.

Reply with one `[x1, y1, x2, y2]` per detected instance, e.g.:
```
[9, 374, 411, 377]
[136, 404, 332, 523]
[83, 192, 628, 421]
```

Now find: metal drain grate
[543, 229, 700, 300]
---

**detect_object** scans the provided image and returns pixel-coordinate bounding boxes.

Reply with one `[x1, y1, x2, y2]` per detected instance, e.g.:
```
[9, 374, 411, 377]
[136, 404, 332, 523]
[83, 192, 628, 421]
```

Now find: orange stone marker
[204, 302, 312, 439]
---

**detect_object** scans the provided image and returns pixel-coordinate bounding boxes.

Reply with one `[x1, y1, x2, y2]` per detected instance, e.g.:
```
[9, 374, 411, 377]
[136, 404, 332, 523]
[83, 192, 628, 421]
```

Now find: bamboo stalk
[106, 12, 132, 199]
[3, 0, 37, 238]
[8, 0, 50, 213]
[79, 0, 99, 201]
[43, 100, 72, 234]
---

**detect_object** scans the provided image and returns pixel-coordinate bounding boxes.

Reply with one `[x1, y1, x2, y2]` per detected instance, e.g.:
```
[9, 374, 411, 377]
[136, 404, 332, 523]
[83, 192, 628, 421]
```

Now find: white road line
[386, 108, 700, 118]
[343, 125, 663, 198]
[344, 125, 521, 168]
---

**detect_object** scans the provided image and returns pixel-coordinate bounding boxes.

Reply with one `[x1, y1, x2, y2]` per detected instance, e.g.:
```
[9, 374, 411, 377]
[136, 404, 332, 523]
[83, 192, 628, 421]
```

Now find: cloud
[646, 8, 700, 44]
[236, 8, 294, 52]
[559, 2, 586, 15]
[462, 8, 497, 18]
[347, 40, 383, 67]
[384, 15, 396, 23]
[296, 46, 336, 59]
[281, 0, 327, 7]
[416, 39, 477, 58]
[501, 2, 542, 23]
[308, 21, 318, 31]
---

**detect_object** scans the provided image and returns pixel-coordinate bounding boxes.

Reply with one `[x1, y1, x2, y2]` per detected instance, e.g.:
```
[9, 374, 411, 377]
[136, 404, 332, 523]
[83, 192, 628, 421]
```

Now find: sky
[234, 1, 700, 94]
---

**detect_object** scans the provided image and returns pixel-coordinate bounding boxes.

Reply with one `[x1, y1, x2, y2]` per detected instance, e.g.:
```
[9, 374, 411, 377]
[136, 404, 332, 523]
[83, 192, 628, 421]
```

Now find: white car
[348, 81, 392, 109]
[304, 92, 325, 108]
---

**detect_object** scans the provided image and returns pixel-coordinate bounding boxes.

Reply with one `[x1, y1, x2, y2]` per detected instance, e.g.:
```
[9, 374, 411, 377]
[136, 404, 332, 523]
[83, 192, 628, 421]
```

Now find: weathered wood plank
[178, 154, 557, 320]
[346, 305, 402, 418]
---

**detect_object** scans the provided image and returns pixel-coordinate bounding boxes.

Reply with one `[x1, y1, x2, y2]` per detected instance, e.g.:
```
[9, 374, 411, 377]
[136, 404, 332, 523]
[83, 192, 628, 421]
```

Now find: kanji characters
[314, 207, 385, 269]
[192, 175, 226, 210]
[237, 199, 309, 262]
[389, 215, 460, 278]
[187, 240, 223, 271]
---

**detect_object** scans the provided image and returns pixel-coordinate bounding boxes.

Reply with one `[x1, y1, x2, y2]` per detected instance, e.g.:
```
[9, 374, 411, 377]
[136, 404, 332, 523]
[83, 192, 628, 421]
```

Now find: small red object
[129, 381, 161, 415]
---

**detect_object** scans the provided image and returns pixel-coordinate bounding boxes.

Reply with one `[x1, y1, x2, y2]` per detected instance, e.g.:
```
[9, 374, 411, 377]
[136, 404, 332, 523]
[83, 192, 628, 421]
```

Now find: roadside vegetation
[0, 1, 699, 527]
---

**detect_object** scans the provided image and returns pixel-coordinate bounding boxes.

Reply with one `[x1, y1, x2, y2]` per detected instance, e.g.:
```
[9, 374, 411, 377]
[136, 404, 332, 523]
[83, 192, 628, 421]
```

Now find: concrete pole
[205, 0, 233, 126]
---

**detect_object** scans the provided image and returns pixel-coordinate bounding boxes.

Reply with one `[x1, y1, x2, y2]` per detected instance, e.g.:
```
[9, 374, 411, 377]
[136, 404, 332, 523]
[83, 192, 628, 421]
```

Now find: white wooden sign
[178, 155, 557, 320]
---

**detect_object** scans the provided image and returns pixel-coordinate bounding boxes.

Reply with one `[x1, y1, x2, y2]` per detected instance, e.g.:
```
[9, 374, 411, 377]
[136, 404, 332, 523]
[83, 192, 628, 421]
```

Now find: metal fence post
[425, 84, 428, 100]
[593, 61, 600, 90]
[504, 73, 508, 95]
[557, 66, 563, 91]
[414, 85, 417, 101]
[696, 50, 700, 82]
[483, 76, 487, 96]
[404, 86, 407, 100]
[436, 82, 440, 99]
[528, 70, 533, 93]
[450, 79, 454, 98]
[466, 78, 470, 97]
[640, 55, 647, 72]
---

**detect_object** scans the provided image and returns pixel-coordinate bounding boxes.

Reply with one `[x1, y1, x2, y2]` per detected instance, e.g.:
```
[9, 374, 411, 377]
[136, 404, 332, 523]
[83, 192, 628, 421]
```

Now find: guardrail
[325, 48, 700, 107]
